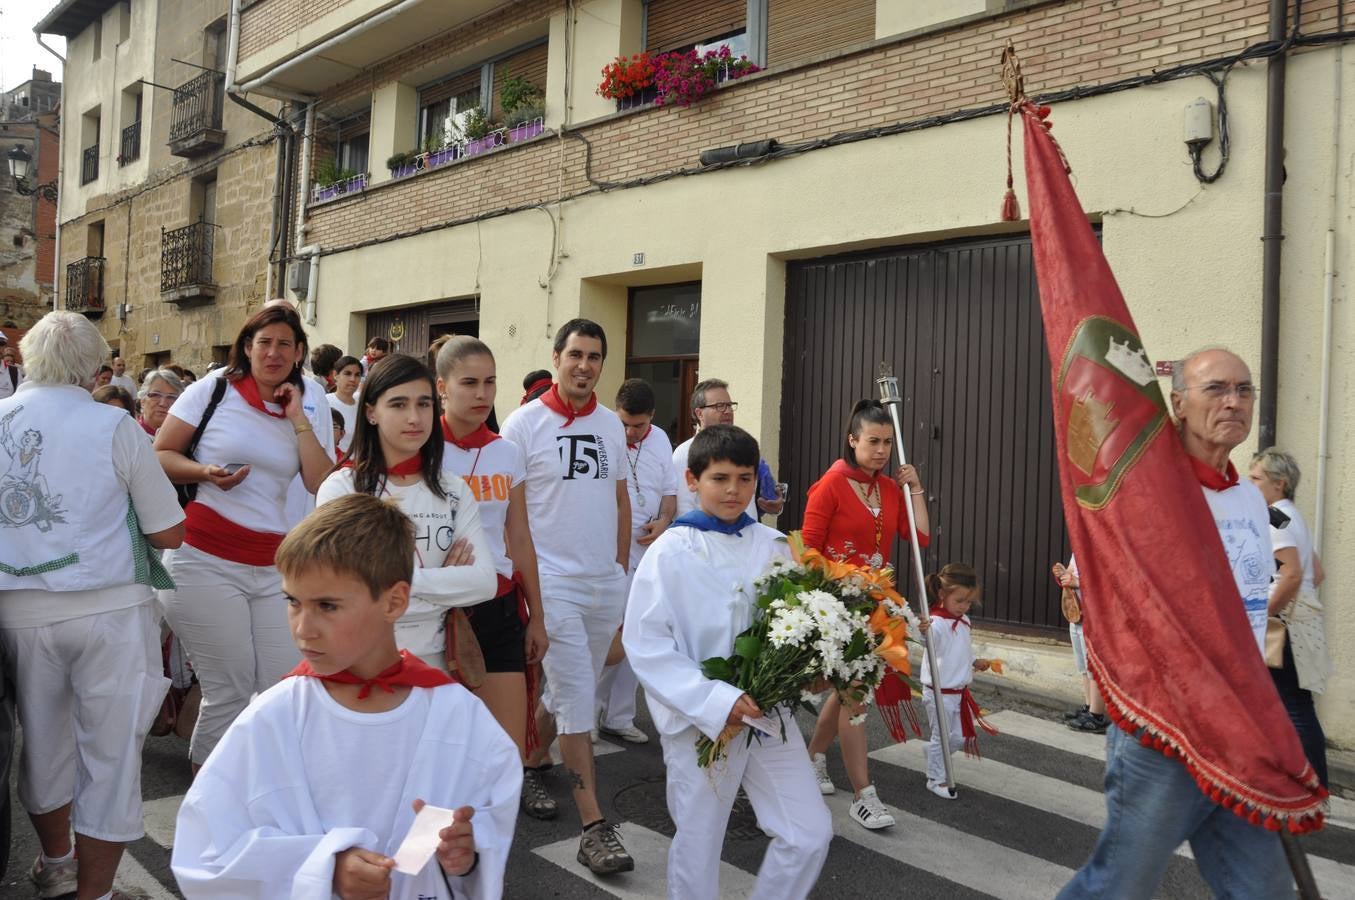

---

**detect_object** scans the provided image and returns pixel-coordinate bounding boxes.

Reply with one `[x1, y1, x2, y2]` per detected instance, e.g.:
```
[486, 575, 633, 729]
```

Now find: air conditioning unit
[289, 259, 311, 298]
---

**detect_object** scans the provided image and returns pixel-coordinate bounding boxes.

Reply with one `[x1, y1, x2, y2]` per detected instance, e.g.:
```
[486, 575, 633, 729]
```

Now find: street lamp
[6, 145, 58, 203]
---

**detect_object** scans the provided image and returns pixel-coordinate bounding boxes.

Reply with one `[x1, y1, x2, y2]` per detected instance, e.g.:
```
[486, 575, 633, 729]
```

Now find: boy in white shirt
[624, 425, 832, 900]
[172, 493, 521, 899]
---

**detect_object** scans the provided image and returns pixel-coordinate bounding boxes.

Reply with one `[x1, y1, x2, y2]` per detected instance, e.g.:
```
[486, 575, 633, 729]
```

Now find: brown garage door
[779, 233, 1072, 634]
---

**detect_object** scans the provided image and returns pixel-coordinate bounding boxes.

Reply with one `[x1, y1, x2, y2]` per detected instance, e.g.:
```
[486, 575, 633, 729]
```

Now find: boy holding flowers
[623, 425, 832, 900]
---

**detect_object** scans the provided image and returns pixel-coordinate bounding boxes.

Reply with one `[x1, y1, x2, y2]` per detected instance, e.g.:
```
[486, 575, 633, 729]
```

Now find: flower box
[462, 131, 505, 157]
[507, 118, 545, 143]
[311, 172, 368, 205]
[390, 158, 423, 180]
[425, 145, 458, 169]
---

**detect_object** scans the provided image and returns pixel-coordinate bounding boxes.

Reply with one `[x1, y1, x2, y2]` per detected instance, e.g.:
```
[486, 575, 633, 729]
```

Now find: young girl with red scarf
[316, 354, 497, 671]
[173, 493, 520, 900]
[918, 563, 997, 800]
[156, 305, 334, 768]
[434, 336, 550, 776]
[800, 399, 930, 830]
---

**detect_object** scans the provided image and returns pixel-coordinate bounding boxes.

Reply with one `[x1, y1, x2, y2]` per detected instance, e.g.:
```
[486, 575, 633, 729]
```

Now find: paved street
[4, 688, 1353, 899]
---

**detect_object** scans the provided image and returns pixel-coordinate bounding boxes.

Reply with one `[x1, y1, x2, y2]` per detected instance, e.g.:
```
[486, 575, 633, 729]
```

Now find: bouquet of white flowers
[695, 533, 920, 767]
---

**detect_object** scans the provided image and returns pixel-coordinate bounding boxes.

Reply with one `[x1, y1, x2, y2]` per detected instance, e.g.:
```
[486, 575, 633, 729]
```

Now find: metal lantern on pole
[877, 362, 956, 790]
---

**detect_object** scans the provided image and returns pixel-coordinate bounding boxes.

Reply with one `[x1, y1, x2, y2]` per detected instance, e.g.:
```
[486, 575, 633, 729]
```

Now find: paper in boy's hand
[741, 714, 778, 737]
[393, 804, 456, 874]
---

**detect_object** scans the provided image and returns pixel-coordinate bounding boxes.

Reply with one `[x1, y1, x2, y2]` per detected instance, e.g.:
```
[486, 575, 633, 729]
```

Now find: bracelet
[910, 488, 925, 496]
[440, 851, 479, 890]
[293, 420, 313, 435]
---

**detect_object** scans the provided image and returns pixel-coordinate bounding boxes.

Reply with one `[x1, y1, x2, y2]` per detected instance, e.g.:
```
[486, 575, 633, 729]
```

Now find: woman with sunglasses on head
[155, 304, 334, 769]
[317, 353, 497, 671]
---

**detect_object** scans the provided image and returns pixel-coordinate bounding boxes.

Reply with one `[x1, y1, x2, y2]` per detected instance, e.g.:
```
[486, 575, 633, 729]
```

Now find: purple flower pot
[462, 133, 504, 157]
[426, 146, 458, 168]
[508, 119, 545, 143]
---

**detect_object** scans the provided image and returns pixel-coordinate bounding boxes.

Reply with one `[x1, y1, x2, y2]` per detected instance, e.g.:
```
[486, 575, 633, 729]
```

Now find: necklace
[848, 478, 884, 567]
[627, 437, 645, 508]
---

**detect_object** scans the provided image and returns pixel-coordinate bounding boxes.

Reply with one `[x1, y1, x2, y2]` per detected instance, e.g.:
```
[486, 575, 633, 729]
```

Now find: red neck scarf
[540, 383, 597, 427]
[929, 605, 970, 632]
[232, 375, 288, 419]
[627, 425, 652, 450]
[286, 649, 454, 699]
[337, 452, 423, 476]
[1189, 455, 1240, 491]
[521, 376, 553, 405]
[829, 458, 881, 486]
[441, 417, 500, 450]
[137, 417, 156, 436]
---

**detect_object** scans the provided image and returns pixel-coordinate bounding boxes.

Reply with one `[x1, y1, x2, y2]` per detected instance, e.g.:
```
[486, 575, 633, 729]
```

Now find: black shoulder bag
[176, 377, 230, 508]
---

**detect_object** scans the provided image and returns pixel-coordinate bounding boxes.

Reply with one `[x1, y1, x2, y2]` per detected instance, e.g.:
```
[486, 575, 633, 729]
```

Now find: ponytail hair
[843, 399, 894, 464]
[926, 562, 981, 605]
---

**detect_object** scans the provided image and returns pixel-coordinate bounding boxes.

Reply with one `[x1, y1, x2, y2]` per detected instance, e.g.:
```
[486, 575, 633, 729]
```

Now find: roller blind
[492, 41, 549, 120]
[768, 0, 874, 69]
[645, 0, 745, 53]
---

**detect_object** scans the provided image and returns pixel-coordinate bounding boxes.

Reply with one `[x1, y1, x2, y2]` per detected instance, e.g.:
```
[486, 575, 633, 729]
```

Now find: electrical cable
[313, 19, 1355, 260]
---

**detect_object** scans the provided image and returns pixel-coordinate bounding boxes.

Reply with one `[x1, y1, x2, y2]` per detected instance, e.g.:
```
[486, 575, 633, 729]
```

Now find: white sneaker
[810, 752, 834, 795]
[849, 785, 896, 829]
[926, 779, 958, 800]
[30, 855, 78, 899]
[599, 723, 650, 744]
[590, 728, 600, 743]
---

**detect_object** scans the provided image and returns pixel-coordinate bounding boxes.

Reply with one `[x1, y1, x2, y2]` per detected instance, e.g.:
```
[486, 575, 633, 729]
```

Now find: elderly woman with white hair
[1248, 448, 1331, 787]
[137, 367, 185, 437]
[0, 311, 185, 899]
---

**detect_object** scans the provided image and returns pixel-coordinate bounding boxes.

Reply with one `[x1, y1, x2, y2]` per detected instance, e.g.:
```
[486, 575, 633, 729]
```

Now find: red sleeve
[800, 475, 837, 552]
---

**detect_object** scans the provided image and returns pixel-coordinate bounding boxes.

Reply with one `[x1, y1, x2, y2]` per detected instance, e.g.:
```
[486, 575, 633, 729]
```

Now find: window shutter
[645, 0, 745, 53]
[420, 68, 483, 109]
[768, 0, 874, 68]
[492, 42, 549, 120]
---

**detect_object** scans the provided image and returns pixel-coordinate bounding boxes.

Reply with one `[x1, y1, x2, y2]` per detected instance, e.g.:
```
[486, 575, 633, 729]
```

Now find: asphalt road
[3, 686, 1352, 899]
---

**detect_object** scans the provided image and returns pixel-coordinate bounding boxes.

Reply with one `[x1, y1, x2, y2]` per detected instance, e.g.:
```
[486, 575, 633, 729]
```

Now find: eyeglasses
[144, 391, 179, 403]
[1181, 382, 1257, 401]
[699, 401, 738, 413]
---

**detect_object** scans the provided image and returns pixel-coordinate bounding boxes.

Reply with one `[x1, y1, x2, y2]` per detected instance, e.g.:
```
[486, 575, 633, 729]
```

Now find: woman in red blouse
[802, 399, 930, 831]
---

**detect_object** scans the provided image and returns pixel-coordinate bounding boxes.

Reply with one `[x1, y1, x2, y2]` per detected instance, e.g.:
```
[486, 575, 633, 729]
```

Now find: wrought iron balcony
[80, 145, 98, 185]
[169, 71, 226, 157]
[119, 120, 141, 166]
[66, 257, 106, 315]
[161, 220, 218, 305]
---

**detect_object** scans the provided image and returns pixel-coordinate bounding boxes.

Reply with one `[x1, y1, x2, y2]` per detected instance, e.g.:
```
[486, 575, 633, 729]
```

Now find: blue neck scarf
[669, 509, 756, 536]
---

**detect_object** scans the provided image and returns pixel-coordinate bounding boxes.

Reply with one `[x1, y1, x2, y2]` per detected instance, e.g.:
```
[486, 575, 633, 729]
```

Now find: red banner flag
[1016, 101, 1326, 832]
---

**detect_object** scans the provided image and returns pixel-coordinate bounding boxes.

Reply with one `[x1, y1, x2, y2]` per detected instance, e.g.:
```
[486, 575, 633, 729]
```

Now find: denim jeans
[1057, 725, 1291, 899]
[1271, 635, 1329, 788]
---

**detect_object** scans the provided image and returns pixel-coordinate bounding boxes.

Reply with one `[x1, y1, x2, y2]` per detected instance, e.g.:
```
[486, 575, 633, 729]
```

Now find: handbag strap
[185, 376, 229, 463]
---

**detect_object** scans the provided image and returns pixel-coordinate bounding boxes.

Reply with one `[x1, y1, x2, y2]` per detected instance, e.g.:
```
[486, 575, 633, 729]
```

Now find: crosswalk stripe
[988, 710, 1355, 830]
[870, 739, 1355, 899]
[143, 795, 183, 850]
[114, 848, 178, 900]
[531, 821, 758, 899]
[823, 791, 1074, 899]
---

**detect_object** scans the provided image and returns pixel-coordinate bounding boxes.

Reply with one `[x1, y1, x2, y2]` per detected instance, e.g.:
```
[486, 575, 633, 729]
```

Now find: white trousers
[923, 691, 965, 785]
[160, 544, 299, 763]
[596, 657, 639, 730]
[538, 572, 627, 735]
[660, 719, 832, 900]
[0, 602, 166, 841]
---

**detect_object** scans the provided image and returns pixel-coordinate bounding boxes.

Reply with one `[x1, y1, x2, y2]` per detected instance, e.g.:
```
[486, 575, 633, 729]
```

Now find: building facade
[0, 68, 61, 330]
[38, 0, 285, 372]
[213, 0, 1355, 745]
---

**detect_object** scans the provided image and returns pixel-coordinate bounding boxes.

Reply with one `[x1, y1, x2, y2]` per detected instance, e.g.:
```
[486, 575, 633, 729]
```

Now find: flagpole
[877, 363, 956, 790]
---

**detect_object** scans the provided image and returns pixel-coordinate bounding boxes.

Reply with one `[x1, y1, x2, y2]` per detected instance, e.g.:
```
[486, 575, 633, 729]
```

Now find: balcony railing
[80, 145, 98, 185]
[66, 257, 106, 314]
[119, 120, 141, 166]
[161, 220, 217, 304]
[169, 71, 225, 157]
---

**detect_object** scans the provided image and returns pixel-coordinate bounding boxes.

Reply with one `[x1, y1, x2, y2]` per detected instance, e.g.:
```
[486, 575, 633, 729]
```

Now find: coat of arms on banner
[1056, 316, 1166, 511]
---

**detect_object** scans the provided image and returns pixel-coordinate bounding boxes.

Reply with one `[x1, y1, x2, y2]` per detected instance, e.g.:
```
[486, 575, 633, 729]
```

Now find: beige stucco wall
[875, 0, 986, 39]
[308, 50, 1355, 746]
[59, 0, 157, 214]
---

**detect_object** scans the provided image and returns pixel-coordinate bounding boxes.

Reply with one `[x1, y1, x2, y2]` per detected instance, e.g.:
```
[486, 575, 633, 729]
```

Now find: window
[338, 131, 369, 174]
[119, 84, 143, 165]
[92, 18, 103, 61]
[767, 0, 873, 68]
[87, 221, 105, 258]
[115, 1, 131, 44]
[418, 68, 483, 147]
[190, 170, 218, 224]
[626, 283, 702, 443]
[490, 41, 548, 120]
[645, 0, 745, 54]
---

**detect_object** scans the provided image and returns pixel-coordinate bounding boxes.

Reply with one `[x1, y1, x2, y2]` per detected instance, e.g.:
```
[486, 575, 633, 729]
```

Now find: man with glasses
[672, 379, 784, 518]
[1059, 347, 1287, 898]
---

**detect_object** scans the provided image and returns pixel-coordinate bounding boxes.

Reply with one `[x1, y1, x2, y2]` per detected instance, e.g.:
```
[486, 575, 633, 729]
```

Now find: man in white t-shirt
[109, 356, 137, 395]
[596, 378, 677, 744]
[500, 319, 635, 876]
[0, 312, 185, 900]
[672, 378, 784, 520]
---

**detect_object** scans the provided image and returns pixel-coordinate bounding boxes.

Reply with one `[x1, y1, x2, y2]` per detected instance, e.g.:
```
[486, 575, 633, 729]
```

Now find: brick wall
[239, 0, 352, 59]
[307, 0, 1343, 252]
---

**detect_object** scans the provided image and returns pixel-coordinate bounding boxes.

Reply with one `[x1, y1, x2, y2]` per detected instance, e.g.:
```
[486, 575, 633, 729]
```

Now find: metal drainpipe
[1258, 0, 1289, 449]
[36, 35, 64, 309]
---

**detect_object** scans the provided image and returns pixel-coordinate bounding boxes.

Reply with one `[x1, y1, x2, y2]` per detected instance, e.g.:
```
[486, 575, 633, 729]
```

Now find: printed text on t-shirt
[556, 434, 610, 480]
